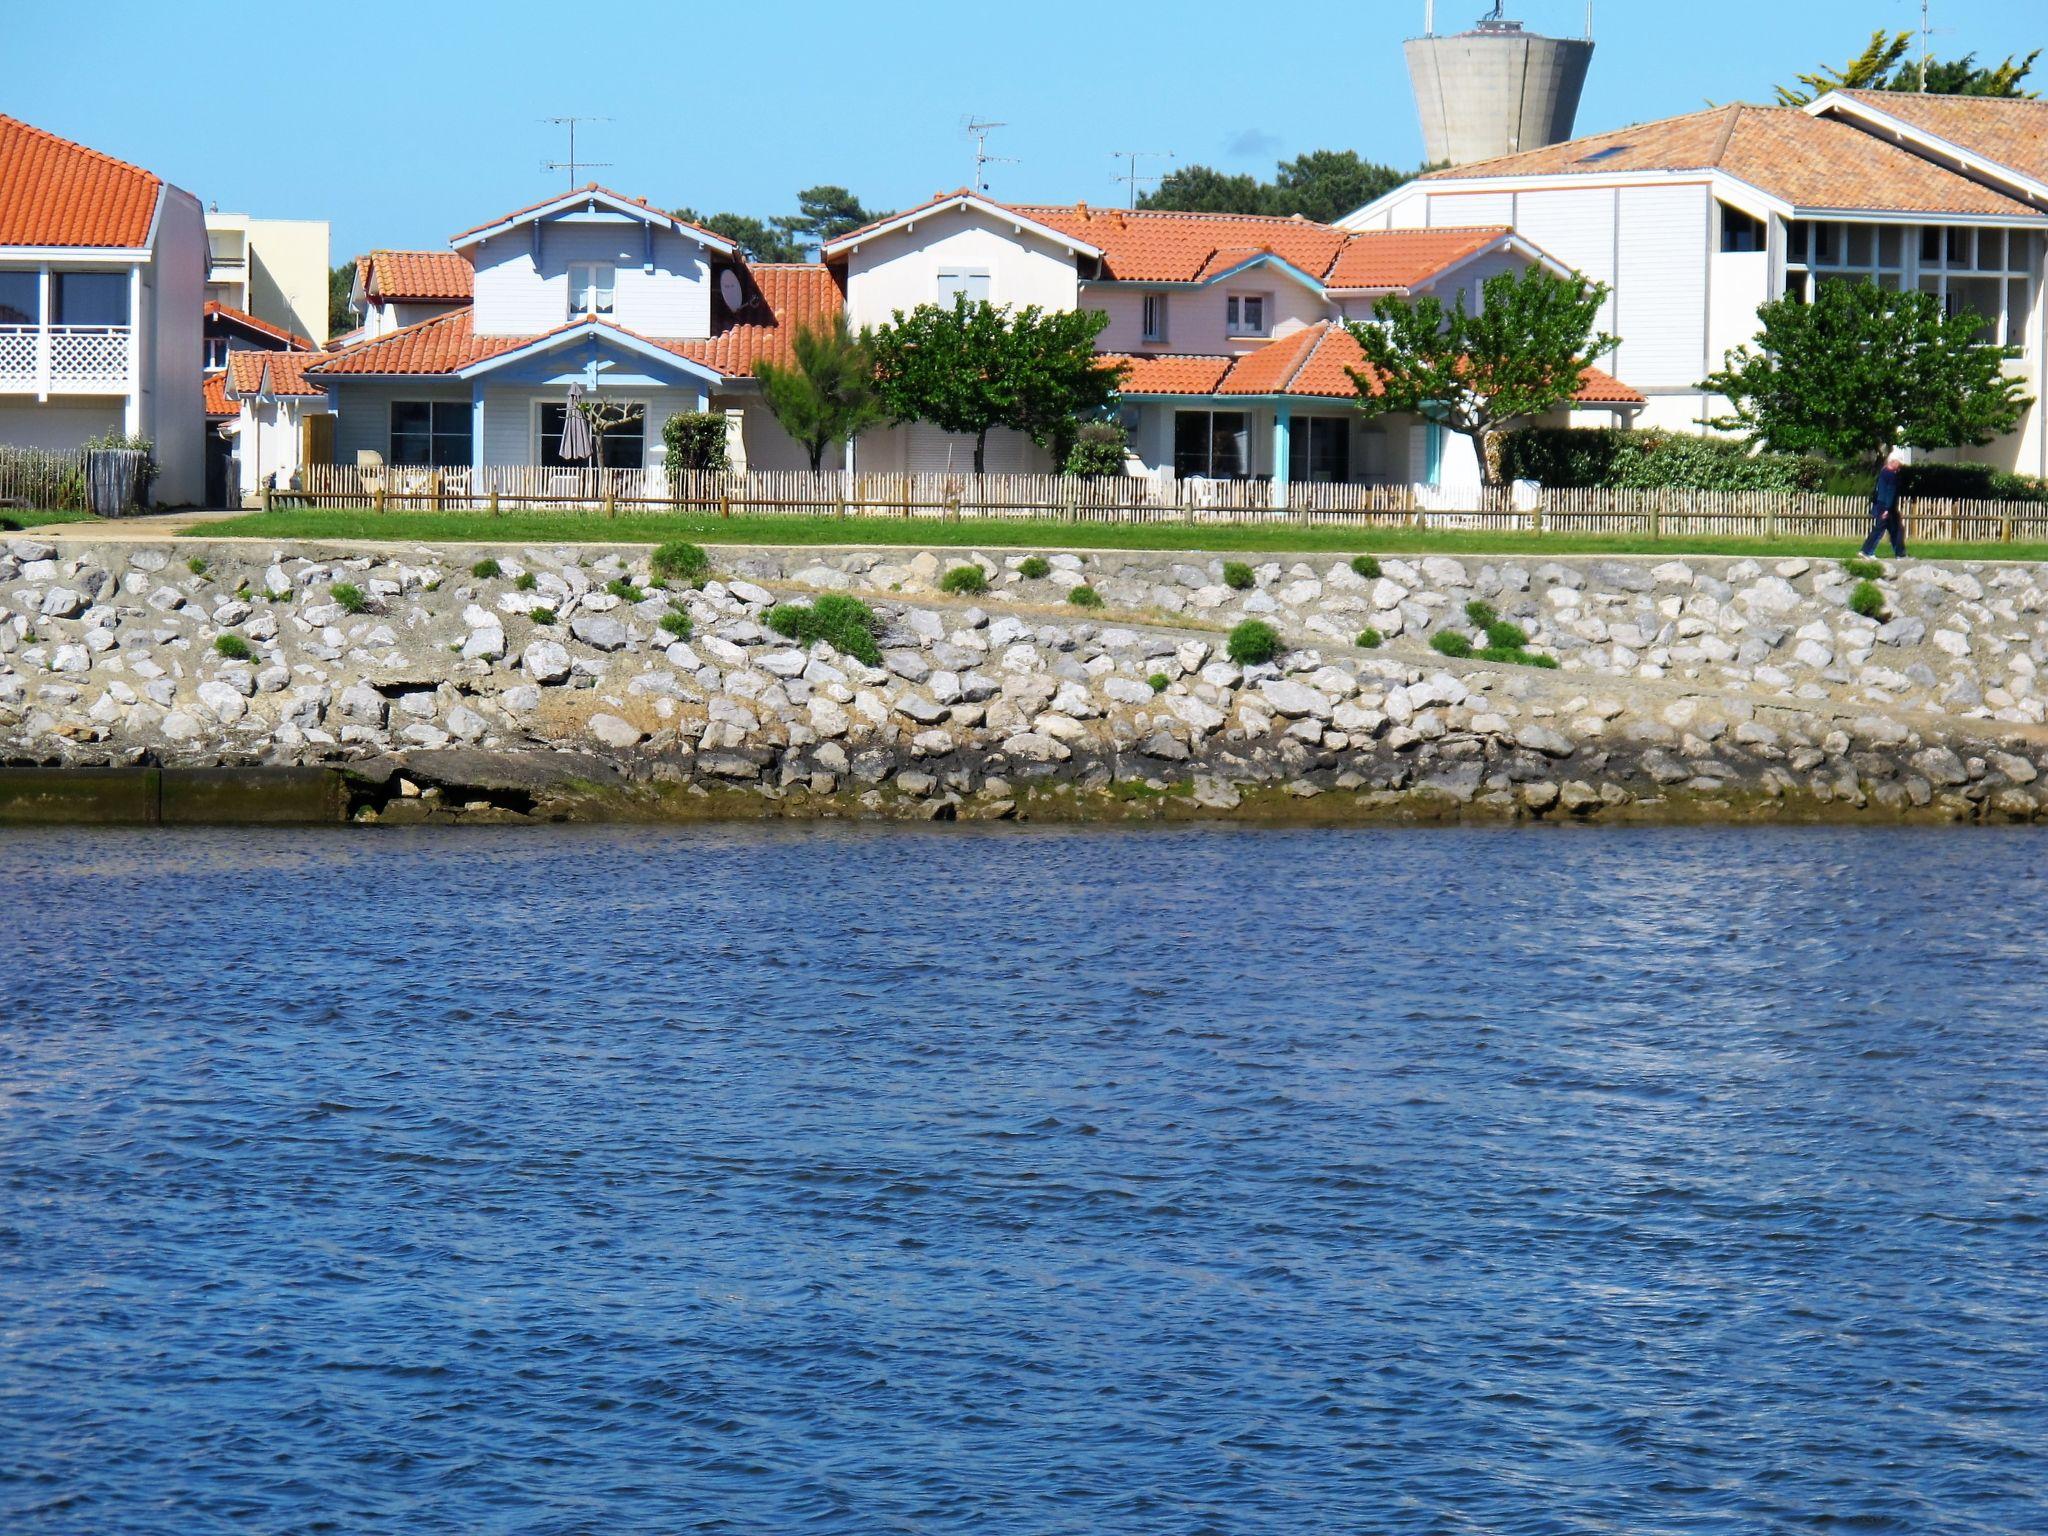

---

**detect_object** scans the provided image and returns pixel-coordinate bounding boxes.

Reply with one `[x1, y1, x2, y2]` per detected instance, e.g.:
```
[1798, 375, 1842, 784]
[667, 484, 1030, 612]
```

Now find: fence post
[488, 488, 500, 517]
[432, 470, 444, 512]
[261, 482, 273, 516]
[719, 490, 731, 520]
[373, 482, 386, 515]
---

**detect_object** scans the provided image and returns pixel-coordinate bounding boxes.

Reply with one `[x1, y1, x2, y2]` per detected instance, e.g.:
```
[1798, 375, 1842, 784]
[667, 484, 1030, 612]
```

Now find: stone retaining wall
[4, 536, 2045, 825]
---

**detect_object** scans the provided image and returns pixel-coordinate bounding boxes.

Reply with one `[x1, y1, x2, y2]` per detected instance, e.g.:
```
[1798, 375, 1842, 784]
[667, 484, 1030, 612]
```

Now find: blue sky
[7, 0, 2042, 261]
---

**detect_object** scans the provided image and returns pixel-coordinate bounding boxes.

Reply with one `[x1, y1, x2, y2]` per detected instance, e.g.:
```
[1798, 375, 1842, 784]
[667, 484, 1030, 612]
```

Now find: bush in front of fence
[765, 594, 882, 665]
[1900, 460, 2048, 504]
[1498, 427, 1828, 494]
[662, 414, 730, 479]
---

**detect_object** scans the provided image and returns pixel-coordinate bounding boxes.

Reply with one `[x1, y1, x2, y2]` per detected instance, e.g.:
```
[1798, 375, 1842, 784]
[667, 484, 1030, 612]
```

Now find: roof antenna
[1111, 149, 1175, 209]
[542, 116, 612, 189]
[965, 117, 1015, 194]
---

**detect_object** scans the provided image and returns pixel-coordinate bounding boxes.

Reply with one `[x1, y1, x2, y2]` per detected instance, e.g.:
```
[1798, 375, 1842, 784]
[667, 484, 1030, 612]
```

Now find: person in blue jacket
[1860, 450, 1907, 559]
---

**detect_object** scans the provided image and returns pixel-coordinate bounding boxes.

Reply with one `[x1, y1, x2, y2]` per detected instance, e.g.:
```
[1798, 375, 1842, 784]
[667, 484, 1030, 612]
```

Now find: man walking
[1861, 450, 1908, 560]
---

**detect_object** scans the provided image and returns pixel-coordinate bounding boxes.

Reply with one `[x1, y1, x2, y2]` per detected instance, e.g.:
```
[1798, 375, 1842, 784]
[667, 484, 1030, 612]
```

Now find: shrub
[939, 564, 989, 595]
[1351, 555, 1381, 579]
[1068, 585, 1104, 609]
[471, 558, 502, 579]
[659, 607, 693, 638]
[1019, 555, 1051, 579]
[1900, 460, 2048, 504]
[765, 593, 881, 665]
[1147, 672, 1170, 693]
[1464, 599, 1497, 627]
[1431, 631, 1474, 658]
[662, 412, 730, 479]
[527, 605, 558, 625]
[1842, 557, 1884, 579]
[187, 556, 208, 576]
[1222, 561, 1255, 590]
[267, 589, 291, 604]
[213, 634, 253, 660]
[1356, 628, 1383, 649]
[1497, 426, 1828, 494]
[330, 582, 368, 614]
[514, 571, 537, 591]
[606, 577, 645, 602]
[1064, 420, 1129, 478]
[1850, 580, 1888, 620]
[1485, 618, 1529, 650]
[651, 540, 709, 583]
[1227, 619, 1282, 666]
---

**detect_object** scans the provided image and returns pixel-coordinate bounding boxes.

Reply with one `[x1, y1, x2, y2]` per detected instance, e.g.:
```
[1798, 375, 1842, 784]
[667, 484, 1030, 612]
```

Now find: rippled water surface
[2, 823, 2046, 1534]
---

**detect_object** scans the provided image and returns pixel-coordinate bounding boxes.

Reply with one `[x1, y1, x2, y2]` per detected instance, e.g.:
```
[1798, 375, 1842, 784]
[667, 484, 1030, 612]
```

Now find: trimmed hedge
[1498, 427, 1827, 494]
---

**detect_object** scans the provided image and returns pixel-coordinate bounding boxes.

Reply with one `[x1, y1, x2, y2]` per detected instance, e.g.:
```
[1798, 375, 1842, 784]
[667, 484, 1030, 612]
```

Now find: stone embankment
[4, 535, 2047, 824]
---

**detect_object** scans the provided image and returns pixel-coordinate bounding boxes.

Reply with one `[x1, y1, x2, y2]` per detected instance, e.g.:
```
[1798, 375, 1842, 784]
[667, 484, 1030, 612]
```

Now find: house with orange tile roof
[295, 185, 846, 488]
[203, 300, 319, 504]
[822, 190, 1640, 494]
[0, 113, 207, 504]
[1342, 94, 2048, 478]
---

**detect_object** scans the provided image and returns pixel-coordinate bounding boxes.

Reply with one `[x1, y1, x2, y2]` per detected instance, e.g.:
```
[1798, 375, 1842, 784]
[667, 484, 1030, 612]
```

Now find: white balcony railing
[0, 324, 134, 393]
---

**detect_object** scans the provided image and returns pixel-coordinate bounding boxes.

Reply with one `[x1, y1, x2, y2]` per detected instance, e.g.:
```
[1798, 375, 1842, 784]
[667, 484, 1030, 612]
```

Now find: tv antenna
[965, 117, 1015, 194]
[542, 116, 612, 188]
[1111, 149, 1175, 209]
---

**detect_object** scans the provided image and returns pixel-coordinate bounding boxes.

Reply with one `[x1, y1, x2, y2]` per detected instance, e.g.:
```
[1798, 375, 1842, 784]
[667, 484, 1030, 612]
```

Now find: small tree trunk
[1466, 427, 1498, 490]
[974, 428, 988, 476]
[807, 440, 826, 473]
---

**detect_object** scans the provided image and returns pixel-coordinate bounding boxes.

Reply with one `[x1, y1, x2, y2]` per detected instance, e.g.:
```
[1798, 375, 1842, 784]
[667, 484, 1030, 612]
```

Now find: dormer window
[569, 262, 615, 318]
[1226, 294, 1268, 337]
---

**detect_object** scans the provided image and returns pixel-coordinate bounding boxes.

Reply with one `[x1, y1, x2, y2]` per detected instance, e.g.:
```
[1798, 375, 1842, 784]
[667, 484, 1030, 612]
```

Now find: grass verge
[1, 509, 102, 531]
[179, 508, 2048, 564]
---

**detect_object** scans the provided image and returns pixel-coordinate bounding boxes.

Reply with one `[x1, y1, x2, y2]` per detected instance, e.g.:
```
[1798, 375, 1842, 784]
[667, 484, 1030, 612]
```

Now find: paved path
[14, 511, 246, 541]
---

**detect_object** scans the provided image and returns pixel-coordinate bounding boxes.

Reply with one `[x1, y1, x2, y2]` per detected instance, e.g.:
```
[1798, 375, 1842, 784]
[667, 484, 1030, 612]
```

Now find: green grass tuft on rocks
[527, 605, 558, 625]
[651, 540, 709, 584]
[659, 607, 693, 638]
[1227, 619, 1282, 666]
[187, 556, 208, 577]
[330, 582, 368, 614]
[939, 564, 990, 595]
[1485, 618, 1529, 649]
[765, 593, 882, 665]
[1351, 554, 1381, 579]
[1464, 599, 1498, 628]
[1067, 584, 1104, 609]
[1356, 627, 1383, 649]
[1018, 555, 1051, 579]
[514, 571, 537, 591]
[1431, 631, 1474, 659]
[1148, 672, 1170, 693]
[1850, 579, 1888, 620]
[1222, 560, 1255, 590]
[1842, 557, 1884, 579]
[606, 577, 645, 602]
[213, 634, 253, 660]
[470, 557, 502, 579]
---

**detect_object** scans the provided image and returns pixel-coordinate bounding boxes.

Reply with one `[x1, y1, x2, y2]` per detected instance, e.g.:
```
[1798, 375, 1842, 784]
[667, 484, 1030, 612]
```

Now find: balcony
[0, 324, 135, 395]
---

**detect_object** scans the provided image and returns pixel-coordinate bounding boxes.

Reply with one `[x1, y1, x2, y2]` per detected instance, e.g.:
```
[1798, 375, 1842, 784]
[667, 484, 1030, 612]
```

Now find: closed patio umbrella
[558, 381, 595, 463]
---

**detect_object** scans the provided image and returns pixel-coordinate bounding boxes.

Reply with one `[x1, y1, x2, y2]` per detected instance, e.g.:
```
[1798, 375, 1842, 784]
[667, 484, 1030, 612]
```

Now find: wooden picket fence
[0, 446, 85, 511]
[274, 463, 2048, 545]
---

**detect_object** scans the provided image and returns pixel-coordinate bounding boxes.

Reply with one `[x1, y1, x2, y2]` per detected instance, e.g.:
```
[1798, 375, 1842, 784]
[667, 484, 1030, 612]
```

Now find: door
[301, 412, 335, 476]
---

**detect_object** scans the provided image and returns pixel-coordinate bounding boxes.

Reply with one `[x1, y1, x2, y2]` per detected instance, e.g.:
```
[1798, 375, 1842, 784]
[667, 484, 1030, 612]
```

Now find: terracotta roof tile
[1322, 227, 1512, 290]
[226, 349, 331, 397]
[364, 250, 473, 303]
[1103, 354, 1234, 395]
[1016, 204, 1350, 283]
[0, 113, 161, 248]
[202, 372, 235, 417]
[1217, 327, 1325, 394]
[1428, 104, 2042, 218]
[307, 308, 520, 376]
[665, 264, 845, 377]
[204, 300, 316, 351]
[1835, 90, 2048, 189]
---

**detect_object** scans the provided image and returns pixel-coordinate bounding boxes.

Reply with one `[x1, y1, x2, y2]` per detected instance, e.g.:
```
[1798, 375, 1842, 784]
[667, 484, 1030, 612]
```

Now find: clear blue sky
[6, 0, 2041, 261]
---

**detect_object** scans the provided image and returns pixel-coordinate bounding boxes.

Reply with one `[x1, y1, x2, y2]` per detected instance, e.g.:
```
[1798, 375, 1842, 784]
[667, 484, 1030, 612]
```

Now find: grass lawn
[183, 508, 2048, 564]
[1, 508, 101, 531]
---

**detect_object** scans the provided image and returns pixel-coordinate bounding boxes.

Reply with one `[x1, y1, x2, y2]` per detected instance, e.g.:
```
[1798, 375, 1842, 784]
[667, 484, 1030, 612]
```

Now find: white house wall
[470, 224, 710, 338]
[0, 399, 123, 451]
[840, 209, 1079, 330]
[1088, 277, 1327, 355]
[709, 392, 839, 472]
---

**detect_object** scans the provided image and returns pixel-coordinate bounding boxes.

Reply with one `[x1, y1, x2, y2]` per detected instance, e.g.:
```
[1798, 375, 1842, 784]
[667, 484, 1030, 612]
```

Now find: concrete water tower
[1406, 2, 1595, 167]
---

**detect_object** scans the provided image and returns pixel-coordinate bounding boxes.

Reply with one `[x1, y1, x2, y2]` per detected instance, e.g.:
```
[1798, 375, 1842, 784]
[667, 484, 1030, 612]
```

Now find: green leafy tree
[662, 411, 731, 481]
[1142, 149, 1420, 222]
[328, 261, 357, 337]
[1700, 280, 2031, 465]
[1345, 266, 1617, 488]
[753, 316, 887, 471]
[869, 297, 1121, 473]
[672, 209, 804, 263]
[776, 185, 876, 245]
[1776, 29, 2038, 103]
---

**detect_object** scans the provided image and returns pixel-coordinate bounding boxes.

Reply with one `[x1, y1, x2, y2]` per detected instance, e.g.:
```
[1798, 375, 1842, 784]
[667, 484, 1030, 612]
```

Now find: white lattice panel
[0, 326, 35, 386]
[47, 326, 130, 388]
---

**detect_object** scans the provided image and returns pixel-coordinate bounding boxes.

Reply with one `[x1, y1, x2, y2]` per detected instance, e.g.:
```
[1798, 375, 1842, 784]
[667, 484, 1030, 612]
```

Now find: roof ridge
[1710, 102, 1745, 164]
[0, 113, 161, 190]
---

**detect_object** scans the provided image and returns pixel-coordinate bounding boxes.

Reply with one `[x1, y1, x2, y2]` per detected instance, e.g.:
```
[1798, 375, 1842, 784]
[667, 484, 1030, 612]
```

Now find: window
[204, 336, 232, 370]
[1288, 417, 1352, 485]
[1141, 293, 1168, 343]
[0, 271, 37, 325]
[937, 269, 991, 305]
[568, 262, 615, 318]
[1225, 294, 1268, 337]
[390, 401, 472, 467]
[1719, 204, 1765, 254]
[1910, 225, 2033, 348]
[53, 271, 129, 326]
[538, 401, 645, 469]
[1174, 410, 1249, 479]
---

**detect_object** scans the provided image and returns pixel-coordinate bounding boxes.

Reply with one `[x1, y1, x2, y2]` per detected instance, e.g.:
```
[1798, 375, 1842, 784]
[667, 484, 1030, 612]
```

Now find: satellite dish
[718, 269, 745, 310]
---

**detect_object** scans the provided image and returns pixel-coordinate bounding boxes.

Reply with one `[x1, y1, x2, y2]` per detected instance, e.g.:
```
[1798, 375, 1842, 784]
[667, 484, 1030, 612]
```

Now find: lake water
[2, 823, 2045, 1535]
